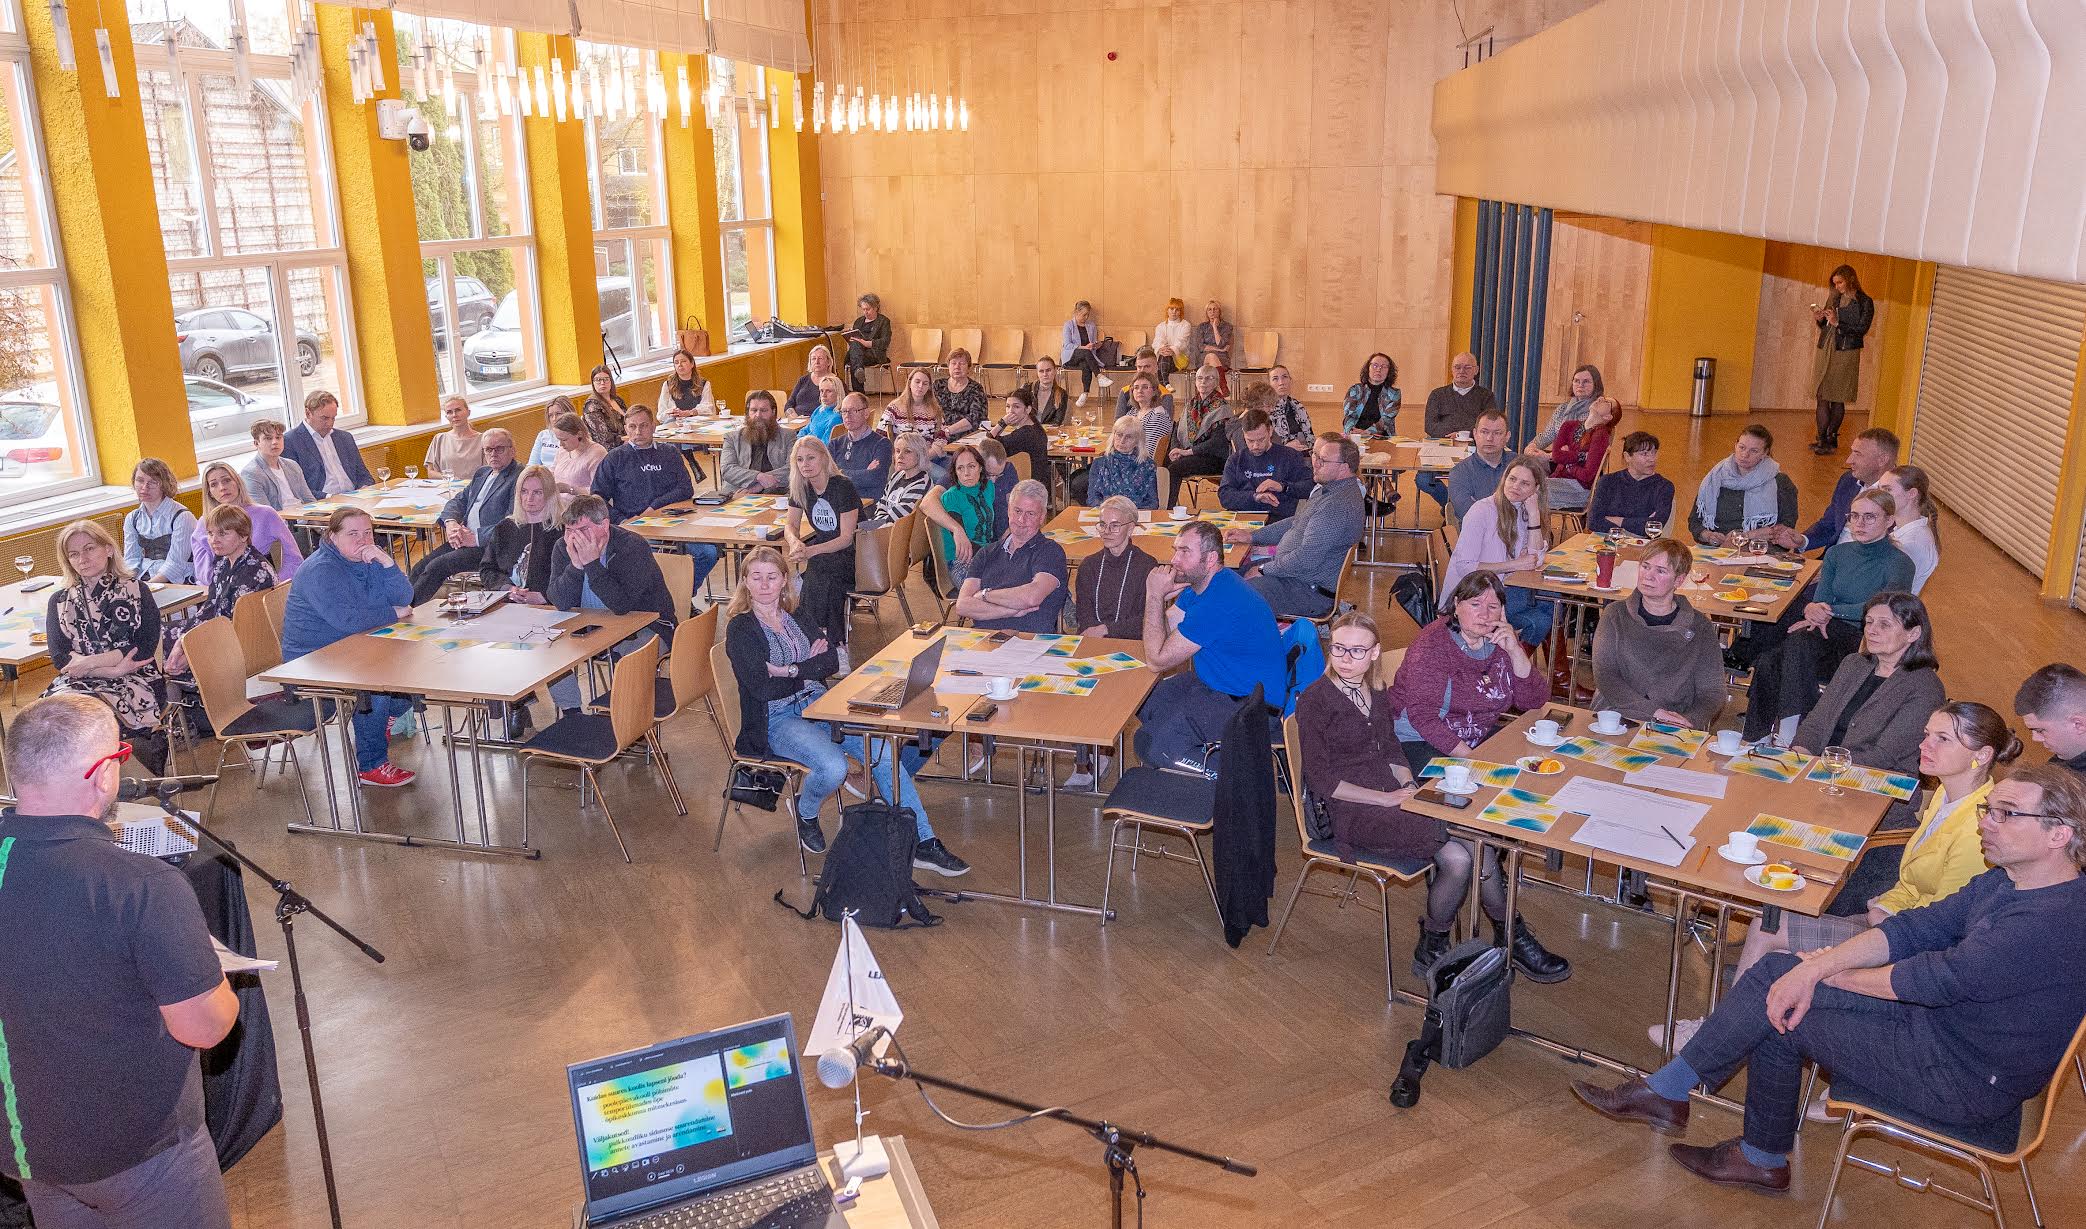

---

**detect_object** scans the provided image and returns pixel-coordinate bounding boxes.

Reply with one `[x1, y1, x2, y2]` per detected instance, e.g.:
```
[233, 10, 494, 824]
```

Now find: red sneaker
[357, 763, 416, 787]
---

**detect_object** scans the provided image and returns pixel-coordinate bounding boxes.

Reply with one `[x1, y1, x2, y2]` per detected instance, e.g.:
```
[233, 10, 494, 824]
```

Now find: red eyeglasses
[82, 741, 133, 779]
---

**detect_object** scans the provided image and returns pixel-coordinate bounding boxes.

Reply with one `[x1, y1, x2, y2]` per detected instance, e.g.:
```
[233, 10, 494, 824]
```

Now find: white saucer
[1436, 780, 1483, 797]
[1525, 733, 1564, 748]
[1717, 844, 1768, 866]
[1745, 864, 1807, 892]
[1589, 723, 1627, 737]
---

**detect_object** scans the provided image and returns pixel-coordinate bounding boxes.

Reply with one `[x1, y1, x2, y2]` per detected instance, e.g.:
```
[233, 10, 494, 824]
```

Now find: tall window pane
[711, 58, 774, 340]
[580, 41, 672, 366]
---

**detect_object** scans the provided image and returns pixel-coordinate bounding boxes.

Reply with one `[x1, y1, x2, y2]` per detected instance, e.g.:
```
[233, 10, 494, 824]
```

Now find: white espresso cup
[1528, 718, 1561, 743]
[1442, 764, 1474, 792]
[1594, 709, 1624, 732]
[1727, 830, 1761, 859]
[1714, 729, 1745, 755]
[987, 676, 1017, 700]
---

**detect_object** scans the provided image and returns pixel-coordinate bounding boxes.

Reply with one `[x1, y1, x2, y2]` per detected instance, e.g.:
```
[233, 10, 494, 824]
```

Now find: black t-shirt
[0, 811, 224, 1183]
[1640, 605, 1680, 628]
[996, 422, 1052, 485]
[1828, 670, 1889, 749]
[793, 474, 861, 553]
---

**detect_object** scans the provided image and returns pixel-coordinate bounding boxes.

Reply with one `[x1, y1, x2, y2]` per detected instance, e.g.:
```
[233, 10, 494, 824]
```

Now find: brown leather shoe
[1669, 1139, 1791, 1194]
[1570, 1077, 1690, 1136]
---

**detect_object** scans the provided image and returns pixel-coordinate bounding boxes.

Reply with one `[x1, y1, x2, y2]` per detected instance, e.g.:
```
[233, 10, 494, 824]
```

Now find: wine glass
[1644, 517, 1664, 540]
[404, 465, 420, 482]
[375, 465, 391, 486]
[1820, 746, 1852, 797]
[13, 554, 32, 583]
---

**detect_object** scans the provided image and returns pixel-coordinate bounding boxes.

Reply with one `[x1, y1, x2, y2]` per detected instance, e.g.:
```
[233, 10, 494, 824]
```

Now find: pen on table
[1659, 824, 1687, 851]
[950, 668, 982, 677]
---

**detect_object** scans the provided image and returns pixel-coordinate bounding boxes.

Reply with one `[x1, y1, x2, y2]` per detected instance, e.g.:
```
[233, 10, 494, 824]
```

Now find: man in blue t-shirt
[1133, 519, 1289, 770]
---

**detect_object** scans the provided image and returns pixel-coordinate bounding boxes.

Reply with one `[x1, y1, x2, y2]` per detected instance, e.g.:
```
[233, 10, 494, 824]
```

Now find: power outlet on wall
[1307, 383, 1333, 393]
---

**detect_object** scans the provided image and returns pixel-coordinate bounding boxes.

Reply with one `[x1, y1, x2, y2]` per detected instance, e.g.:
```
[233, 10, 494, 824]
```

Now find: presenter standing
[1810, 264, 1874, 455]
[0, 694, 240, 1228]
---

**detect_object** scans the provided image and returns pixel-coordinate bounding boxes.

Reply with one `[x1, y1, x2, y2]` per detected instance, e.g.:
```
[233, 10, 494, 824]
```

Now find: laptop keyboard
[618, 1168, 835, 1229]
[858, 677, 906, 708]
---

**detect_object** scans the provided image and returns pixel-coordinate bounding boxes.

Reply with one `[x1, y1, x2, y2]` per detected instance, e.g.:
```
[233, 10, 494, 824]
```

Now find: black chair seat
[519, 712, 619, 763]
[1101, 767, 1217, 826]
[223, 697, 319, 737]
[1829, 1080, 2022, 1154]
[1303, 838, 1430, 878]
[655, 677, 676, 719]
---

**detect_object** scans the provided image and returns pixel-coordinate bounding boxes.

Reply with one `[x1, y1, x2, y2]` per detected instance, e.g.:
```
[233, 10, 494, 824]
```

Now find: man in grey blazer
[720, 391, 798, 495]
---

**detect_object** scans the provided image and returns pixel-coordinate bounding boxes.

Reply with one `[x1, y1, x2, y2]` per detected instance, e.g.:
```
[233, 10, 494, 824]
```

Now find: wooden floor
[100, 408, 2086, 1227]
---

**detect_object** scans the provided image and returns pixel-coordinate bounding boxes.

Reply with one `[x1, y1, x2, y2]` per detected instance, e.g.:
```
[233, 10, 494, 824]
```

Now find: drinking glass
[1820, 746, 1852, 797]
[13, 554, 33, 582]
[405, 465, 420, 482]
[375, 466, 391, 485]
[1644, 517, 1664, 540]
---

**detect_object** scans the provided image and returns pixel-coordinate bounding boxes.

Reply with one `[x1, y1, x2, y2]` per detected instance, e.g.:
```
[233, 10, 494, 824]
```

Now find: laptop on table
[847, 636, 945, 714]
[568, 1014, 846, 1228]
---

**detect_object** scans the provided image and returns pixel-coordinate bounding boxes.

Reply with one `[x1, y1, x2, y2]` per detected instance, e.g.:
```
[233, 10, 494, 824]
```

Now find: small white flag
[805, 915, 903, 1058]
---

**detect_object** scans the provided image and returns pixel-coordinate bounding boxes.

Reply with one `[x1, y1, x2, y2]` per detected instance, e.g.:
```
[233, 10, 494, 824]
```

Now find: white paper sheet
[1572, 817, 1696, 867]
[691, 515, 746, 527]
[213, 936, 279, 973]
[1548, 777, 1710, 838]
[373, 487, 454, 508]
[1624, 765, 1730, 799]
[428, 603, 572, 642]
[943, 641, 1051, 674]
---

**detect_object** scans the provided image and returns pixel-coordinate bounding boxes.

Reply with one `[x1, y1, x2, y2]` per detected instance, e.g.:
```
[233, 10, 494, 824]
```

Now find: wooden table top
[1041, 507, 1259, 569]
[0, 576, 206, 668]
[625, 495, 792, 548]
[1356, 435, 1471, 474]
[1504, 532, 1820, 624]
[802, 629, 1155, 748]
[284, 478, 467, 529]
[655, 414, 809, 447]
[1404, 705, 1892, 917]
[260, 603, 655, 703]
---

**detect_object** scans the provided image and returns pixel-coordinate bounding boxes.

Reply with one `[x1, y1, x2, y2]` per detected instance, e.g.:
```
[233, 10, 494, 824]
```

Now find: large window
[0, 3, 93, 503]
[578, 41, 672, 370]
[709, 57, 774, 335]
[396, 15, 541, 399]
[135, 0, 358, 457]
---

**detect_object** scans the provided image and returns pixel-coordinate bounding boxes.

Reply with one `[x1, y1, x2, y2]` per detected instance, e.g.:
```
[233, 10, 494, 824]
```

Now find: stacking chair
[946, 327, 982, 365]
[657, 550, 697, 615]
[1008, 452, 1032, 482]
[849, 511, 917, 627]
[1098, 765, 1222, 930]
[261, 582, 291, 646]
[1815, 1015, 2086, 1228]
[1265, 707, 1432, 1003]
[897, 328, 945, 383]
[655, 605, 726, 751]
[515, 638, 682, 863]
[1179, 474, 1219, 513]
[707, 640, 811, 874]
[180, 615, 318, 824]
[1306, 548, 1359, 630]
[1236, 330, 1280, 376]
[230, 585, 283, 678]
[978, 327, 1025, 394]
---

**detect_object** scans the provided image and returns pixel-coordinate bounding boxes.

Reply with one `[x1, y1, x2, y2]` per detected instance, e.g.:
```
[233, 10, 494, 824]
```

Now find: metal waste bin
[1690, 357, 1715, 418]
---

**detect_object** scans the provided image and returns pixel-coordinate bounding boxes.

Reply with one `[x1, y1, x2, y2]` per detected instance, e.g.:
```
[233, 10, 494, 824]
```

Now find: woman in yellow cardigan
[1649, 700, 2020, 1052]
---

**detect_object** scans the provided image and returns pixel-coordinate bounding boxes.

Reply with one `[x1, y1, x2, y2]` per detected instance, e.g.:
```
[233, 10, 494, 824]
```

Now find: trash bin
[1690, 357, 1715, 418]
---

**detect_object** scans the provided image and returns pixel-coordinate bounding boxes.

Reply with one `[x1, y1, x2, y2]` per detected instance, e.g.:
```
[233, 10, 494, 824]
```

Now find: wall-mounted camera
[376, 99, 432, 152]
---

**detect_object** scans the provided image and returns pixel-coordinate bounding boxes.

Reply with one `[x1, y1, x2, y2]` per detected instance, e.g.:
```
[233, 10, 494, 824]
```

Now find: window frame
[579, 41, 675, 370]
[709, 57, 777, 336]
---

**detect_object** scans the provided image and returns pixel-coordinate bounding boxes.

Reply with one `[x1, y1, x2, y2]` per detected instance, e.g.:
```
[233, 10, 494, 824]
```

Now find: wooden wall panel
[1749, 241, 1899, 412]
[1540, 216, 1653, 406]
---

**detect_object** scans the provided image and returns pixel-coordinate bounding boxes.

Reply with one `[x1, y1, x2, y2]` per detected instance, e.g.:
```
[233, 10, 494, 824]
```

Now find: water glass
[376, 466, 391, 485]
[13, 554, 33, 581]
[405, 465, 421, 481]
[1820, 746, 1852, 797]
[1644, 518, 1664, 540]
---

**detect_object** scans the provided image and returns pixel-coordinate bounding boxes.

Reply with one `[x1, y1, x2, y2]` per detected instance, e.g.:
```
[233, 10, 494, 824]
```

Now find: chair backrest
[231, 585, 283, 674]
[946, 327, 982, 361]
[668, 604, 721, 715]
[1244, 329, 1279, 369]
[1280, 714, 1314, 846]
[261, 583, 291, 640]
[2007, 1011, 2086, 1160]
[1152, 465, 1170, 509]
[853, 523, 893, 594]
[707, 640, 743, 745]
[607, 636, 663, 752]
[656, 551, 696, 617]
[925, 531, 956, 603]
[907, 328, 944, 365]
[983, 327, 1024, 366]
[180, 616, 256, 734]
[1009, 452, 1032, 481]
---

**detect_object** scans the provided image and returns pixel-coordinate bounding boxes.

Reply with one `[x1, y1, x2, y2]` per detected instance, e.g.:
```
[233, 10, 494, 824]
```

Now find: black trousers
[1166, 453, 1225, 505]
[1063, 349, 1104, 392]
[1741, 618, 1862, 740]
[1815, 398, 1847, 446]
[408, 543, 485, 606]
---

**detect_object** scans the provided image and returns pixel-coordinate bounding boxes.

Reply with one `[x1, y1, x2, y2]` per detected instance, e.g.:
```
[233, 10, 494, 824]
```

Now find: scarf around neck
[1695, 455, 1782, 532]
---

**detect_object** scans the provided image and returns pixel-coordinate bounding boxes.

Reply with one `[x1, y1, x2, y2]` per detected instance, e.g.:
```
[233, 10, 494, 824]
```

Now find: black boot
[1494, 914, 1571, 984]
[1411, 922, 1454, 979]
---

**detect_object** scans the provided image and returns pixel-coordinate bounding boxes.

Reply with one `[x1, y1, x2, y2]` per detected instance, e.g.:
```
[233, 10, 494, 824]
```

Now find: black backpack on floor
[1389, 939, 1513, 1107]
[775, 800, 941, 928]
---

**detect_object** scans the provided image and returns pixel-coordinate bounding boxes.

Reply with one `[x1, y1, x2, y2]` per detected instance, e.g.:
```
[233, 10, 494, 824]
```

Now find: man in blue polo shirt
[591, 403, 720, 592]
[1133, 519, 1289, 771]
[0, 694, 240, 1228]
[953, 480, 1068, 633]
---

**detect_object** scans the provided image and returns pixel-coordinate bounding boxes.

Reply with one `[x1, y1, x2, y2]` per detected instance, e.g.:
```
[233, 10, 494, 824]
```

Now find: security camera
[375, 99, 430, 150]
[406, 112, 431, 152]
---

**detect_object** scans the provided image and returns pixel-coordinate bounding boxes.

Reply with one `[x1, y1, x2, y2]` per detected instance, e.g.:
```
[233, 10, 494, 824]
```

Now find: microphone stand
[861, 1049, 1254, 1228]
[151, 787, 383, 1229]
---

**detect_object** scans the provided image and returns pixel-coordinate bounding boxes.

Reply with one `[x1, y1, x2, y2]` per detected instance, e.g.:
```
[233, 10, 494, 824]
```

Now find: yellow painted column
[24, 0, 192, 480]
[660, 52, 728, 348]
[765, 66, 824, 324]
[1445, 197, 1479, 372]
[1869, 259, 1934, 443]
[517, 33, 602, 386]
[317, 5, 439, 428]
[2040, 328, 2086, 602]
[1638, 226, 1767, 414]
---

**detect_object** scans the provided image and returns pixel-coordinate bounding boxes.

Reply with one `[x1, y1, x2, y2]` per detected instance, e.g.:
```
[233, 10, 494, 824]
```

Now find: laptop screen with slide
[568, 1014, 820, 1224]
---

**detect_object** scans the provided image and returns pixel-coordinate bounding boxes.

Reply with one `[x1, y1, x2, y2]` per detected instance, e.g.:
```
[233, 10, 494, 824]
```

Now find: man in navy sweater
[1770, 426, 1898, 553]
[1218, 409, 1313, 522]
[545, 494, 680, 714]
[591, 404, 719, 592]
[1571, 764, 2086, 1195]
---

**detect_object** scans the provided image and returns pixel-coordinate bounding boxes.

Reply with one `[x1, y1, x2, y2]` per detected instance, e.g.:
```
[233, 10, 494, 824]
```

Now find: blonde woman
[866, 433, 933, 527]
[42, 520, 170, 772]
[480, 463, 560, 605]
[528, 396, 577, 466]
[548, 411, 607, 511]
[882, 367, 941, 439]
[1440, 456, 1553, 644]
[804, 374, 846, 444]
[422, 396, 484, 479]
[190, 461, 303, 586]
[787, 343, 838, 416]
[785, 436, 861, 645]
[1084, 414, 1158, 509]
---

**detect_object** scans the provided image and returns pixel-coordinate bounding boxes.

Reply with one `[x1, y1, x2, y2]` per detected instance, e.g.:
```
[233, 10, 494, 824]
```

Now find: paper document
[374, 487, 453, 508]
[1623, 765, 1729, 799]
[1548, 777, 1710, 838]
[212, 936, 278, 974]
[1572, 817, 1696, 867]
[691, 515, 746, 527]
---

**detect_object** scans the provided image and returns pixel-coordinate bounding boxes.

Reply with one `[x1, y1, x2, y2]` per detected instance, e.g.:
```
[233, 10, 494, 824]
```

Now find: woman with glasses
[1061, 494, 1154, 790]
[41, 519, 170, 773]
[581, 365, 627, 449]
[1651, 701, 2017, 1054]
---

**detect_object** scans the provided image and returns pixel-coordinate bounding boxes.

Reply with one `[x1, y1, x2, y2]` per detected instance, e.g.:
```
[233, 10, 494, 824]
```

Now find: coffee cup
[1528, 718, 1561, 743]
[1727, 830, 1761, 859]
[1715, 729, 1745, 755]
[1442, 764, 1474, 792]
[1171, 505, 1189, 519]
[987, 676, 1017, 700]
[1594, 709, 1624, 733]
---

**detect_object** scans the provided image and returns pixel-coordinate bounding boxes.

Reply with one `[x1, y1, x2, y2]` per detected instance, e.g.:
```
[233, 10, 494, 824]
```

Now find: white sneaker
[1096, 374, 1114, 388]
[1805, 1082, 1843, 1123]
[1646, 1017, 1704, 1050]
[1063, 768, 1096, 791]
[1075, 392, 1088, 408]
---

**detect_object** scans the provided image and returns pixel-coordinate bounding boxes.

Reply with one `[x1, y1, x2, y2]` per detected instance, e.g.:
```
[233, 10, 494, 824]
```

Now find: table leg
[1045, 747, 1059, 905]
[338, 694, 367, 833]
[306, 692, 344, 830]
[1662, 889, 1692, 1060]
[1706, 899, 1732, 1014]
[468, 703, 491, 847]
[1015, 745, 1029, 899]
[439, 702, 468, 846]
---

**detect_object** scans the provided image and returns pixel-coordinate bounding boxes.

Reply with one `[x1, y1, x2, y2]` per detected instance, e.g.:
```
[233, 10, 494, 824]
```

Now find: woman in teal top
[920, 444, 996, 595]
[1742, 488, 1916, 742]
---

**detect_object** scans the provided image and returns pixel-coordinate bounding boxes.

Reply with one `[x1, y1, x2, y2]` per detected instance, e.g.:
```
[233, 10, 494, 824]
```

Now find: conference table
[1404, 703, 1898, 1107]
[1354, 434, 1469, 565]
[625, 492, 792, 591]
[283, 477, 467, 564]
[1041, 506, 1260, 571]
[655, 413, 809, 491]
[260, 599, 656, 857]
[0, 574, 206, 705]
[803, 628, 1158, 919]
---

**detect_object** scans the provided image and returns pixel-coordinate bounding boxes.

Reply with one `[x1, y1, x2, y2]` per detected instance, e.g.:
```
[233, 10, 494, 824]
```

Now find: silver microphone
[815, 1026, 890, 1090]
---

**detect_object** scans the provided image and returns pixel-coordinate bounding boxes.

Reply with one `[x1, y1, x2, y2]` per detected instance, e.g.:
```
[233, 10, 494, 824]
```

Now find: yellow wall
[1638, 226, 1766, 414]
[1445, 197, 1479, 371]
[517, 33, 604, 388]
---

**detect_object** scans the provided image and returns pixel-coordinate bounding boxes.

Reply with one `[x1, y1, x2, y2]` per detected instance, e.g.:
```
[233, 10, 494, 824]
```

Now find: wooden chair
[1815, 1014, 2086, 1228]
[1008, 452, 1032, 482]
[657, 550, 697, 615]
[261, 583, 291, 645]
[1265, 704, 1433, 1003]
[1236, 330, 1280, 375]
[907, 512, 949, 617]
[897, 328, 945, 382]
[655, 604, 727, 752]
[1152, 466, 1170, 514]
[1180, 474, 1219, 513]
[180, 616, 318, 825]
[515, 637, 682, 863]
[946, 327, 982, 365]
[978, 327, 1025, 394]
[850, 511, 917, 627]
[1098, 765, 1222, 930]
[230, 586, 283, 678]
[706, 640, 811, 874]
[1307, 548, 1360, 630]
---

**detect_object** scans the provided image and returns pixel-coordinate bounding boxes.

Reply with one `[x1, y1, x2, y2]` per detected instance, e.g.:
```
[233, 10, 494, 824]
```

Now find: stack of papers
[1550, 778, 1709, 867]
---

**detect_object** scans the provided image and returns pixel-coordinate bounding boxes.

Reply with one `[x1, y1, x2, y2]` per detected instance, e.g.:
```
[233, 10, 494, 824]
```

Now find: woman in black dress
[42, 519, 170, 772]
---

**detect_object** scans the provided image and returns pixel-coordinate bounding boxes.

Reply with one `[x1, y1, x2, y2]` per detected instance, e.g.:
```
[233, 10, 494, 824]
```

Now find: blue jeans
[1417, 472, 1450, 512]
[683, 543, 721, 594]
[550, 630, 660, 711]
[1505, 586, 1553, 645]
[764, 692, 934, 840]
[350, 694, 413, 771]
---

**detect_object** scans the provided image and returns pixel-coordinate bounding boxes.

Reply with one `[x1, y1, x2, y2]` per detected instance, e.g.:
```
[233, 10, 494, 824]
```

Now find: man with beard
[722, 391, 798, 496]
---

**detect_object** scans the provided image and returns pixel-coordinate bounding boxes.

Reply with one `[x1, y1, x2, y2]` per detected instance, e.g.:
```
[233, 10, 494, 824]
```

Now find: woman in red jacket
[1545, 395, 1618, 511]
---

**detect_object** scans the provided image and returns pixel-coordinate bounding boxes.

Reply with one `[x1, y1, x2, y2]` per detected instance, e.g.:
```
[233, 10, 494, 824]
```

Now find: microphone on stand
[116, 774, 221, 802]
[815, 1026, 890, 1090]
